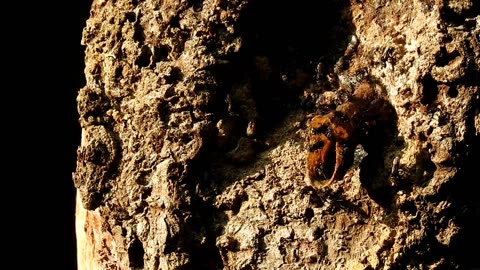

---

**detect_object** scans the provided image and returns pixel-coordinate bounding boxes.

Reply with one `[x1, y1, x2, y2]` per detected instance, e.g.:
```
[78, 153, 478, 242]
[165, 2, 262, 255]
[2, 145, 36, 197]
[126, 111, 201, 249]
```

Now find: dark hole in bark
[135, 46, 152, 67]
[305, 207, 314, 222]
[165, 67, 184, 84]
[133, 24, 145, 43]
[359, 100, 399, 207]
[153, 44, 171, 62]
[114, 66, 123, 79]
[447, 86, 458, 98]
[420, 74, 438, 106]
[125, 12, 136, 22]
[400, 200, 417, 216]
[128, 238, 145, 268]
[158, 101, 170, 123]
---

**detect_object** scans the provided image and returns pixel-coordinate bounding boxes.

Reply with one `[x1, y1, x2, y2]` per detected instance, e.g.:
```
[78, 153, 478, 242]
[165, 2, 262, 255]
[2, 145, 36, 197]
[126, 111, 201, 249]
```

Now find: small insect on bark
[305, 112, 355, 188]
[305, 80, 392, 189]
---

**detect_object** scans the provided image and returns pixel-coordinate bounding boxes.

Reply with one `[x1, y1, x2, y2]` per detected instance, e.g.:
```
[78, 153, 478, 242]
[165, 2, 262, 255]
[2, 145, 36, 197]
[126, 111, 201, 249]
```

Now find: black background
[50, 1, 93, 268]
[10, 1, 93, 269]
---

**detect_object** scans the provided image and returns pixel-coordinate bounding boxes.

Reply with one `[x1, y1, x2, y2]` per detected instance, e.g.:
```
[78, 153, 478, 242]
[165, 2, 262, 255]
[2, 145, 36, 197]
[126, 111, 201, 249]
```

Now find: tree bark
[74, 0, 479, 269]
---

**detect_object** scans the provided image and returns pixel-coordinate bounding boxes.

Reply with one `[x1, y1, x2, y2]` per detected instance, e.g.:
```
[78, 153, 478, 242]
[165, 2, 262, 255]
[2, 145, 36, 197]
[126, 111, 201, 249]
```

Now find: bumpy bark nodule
[74, 0, 479, 269]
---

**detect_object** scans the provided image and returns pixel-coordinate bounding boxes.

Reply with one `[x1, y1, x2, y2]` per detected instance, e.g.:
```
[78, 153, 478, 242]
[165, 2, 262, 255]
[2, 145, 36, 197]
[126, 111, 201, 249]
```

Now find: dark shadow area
[186, 199, 226, 270]
[234, 0, 354, 134]
[58, 2, 93, 266]
[51, 1, 93, 267]
[440, 1, 480, 26]
[447, 118, 480, 268]
[21, 0, 93, 269]
[389, 233, 456, 270]
[357, 84, 401, 207]
[359, 135, 401, 208]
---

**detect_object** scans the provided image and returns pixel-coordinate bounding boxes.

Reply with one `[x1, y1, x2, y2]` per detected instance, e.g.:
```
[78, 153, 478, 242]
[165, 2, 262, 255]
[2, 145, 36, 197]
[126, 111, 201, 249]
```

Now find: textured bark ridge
[74, 0, 479, 269]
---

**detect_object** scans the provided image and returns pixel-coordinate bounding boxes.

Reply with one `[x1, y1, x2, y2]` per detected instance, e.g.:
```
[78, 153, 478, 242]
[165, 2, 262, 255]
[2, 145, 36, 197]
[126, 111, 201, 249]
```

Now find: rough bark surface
[74, 0, 480, 269]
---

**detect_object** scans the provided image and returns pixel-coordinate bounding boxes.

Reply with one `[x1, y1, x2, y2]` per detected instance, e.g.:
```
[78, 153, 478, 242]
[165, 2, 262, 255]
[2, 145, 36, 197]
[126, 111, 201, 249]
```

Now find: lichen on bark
[74, 0, 479, 269]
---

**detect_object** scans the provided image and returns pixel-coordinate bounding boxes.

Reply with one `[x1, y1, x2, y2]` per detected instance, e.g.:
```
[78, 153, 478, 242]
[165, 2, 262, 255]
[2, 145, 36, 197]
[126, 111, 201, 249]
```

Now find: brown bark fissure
[74, 0, 479, 269]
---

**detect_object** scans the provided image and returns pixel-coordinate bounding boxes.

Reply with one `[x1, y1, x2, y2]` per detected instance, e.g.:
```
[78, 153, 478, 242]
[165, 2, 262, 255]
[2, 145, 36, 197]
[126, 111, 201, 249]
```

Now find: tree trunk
[74, 0, 479, 269]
